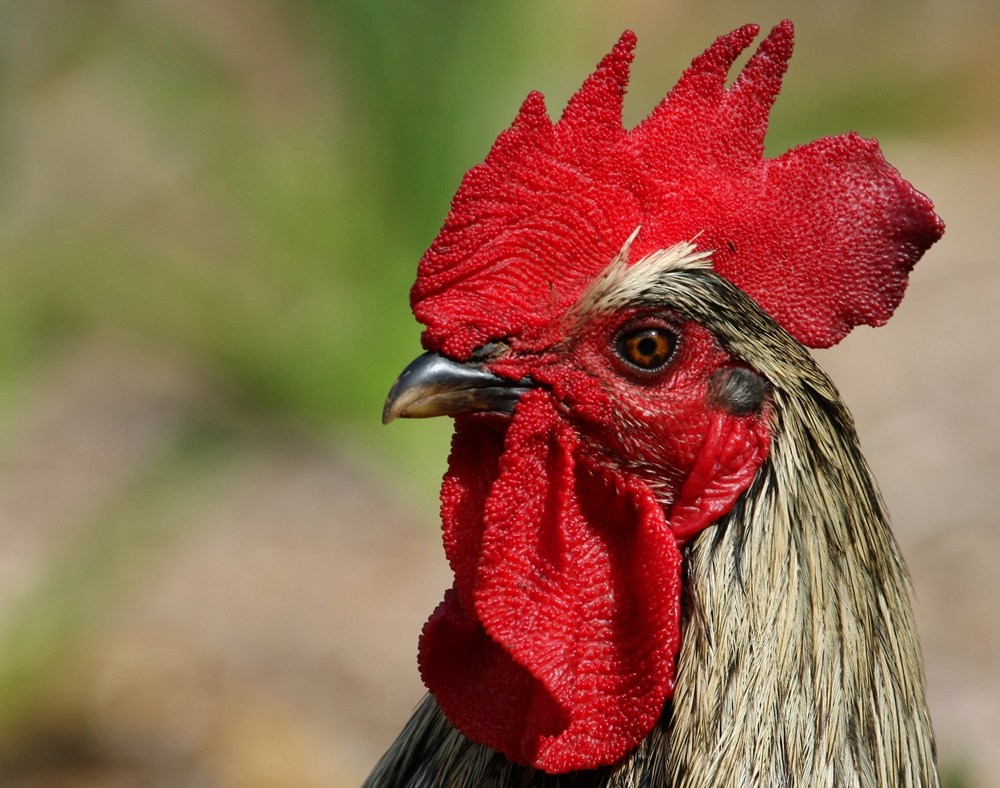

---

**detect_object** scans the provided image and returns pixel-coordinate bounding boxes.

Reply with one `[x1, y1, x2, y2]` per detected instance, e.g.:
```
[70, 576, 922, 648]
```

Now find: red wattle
[669, 411, 770, 545]
[421, 392, 683, 772]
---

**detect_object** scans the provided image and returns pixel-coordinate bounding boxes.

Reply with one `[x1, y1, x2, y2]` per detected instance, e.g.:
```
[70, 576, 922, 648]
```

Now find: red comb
[412, 20, 943, 352]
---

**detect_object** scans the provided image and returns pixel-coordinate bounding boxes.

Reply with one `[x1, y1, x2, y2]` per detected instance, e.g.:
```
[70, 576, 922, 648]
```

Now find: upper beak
[382, 352, 533, 424]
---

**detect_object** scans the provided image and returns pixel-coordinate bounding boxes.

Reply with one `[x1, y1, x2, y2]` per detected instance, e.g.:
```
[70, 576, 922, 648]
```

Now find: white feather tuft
[566, 228, 713, 329]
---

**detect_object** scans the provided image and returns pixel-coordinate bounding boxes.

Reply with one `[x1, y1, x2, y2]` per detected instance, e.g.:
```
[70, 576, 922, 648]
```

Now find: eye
[615, 326, 676, 373]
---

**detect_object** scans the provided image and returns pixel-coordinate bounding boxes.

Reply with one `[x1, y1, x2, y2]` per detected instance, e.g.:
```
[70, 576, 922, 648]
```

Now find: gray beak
[382, 352, 533, 424]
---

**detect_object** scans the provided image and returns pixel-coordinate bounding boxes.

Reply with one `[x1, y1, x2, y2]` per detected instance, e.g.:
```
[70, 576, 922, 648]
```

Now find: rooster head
[382, 20, 943, 774]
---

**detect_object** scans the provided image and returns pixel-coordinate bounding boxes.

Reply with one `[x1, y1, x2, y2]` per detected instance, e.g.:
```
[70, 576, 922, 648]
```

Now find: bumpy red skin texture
[411, 20, 944, 775]
[419, 319, 769, 771]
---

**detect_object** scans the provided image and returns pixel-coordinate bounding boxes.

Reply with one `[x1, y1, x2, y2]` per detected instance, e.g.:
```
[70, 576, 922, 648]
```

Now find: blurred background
[0, 0, 996, 786]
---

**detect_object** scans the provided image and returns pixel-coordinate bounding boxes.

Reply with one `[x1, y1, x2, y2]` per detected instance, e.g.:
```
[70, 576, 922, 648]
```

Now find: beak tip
[382, 377, 407, 424]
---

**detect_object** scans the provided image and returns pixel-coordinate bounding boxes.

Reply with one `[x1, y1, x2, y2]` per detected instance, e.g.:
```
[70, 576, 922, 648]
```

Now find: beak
[383, 352, 532, 424]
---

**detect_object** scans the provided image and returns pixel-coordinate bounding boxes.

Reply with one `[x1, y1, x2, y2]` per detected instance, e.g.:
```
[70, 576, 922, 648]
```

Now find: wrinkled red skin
[410, 19, 943, 776]
[419, 312, 770, 772]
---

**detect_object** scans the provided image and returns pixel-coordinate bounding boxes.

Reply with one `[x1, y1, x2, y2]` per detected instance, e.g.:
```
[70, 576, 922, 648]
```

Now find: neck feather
[666, 370, 939, 787]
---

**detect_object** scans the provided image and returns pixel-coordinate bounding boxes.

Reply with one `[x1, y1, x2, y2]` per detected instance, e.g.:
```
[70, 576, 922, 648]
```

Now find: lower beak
[382, 352, 532, 424]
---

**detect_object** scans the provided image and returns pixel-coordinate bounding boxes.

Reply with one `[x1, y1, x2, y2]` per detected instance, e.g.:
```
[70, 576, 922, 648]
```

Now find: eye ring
[613, 322, 677, 378]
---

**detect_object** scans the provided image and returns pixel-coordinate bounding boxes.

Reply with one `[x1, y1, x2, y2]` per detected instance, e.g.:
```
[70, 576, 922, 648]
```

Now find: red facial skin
[418, 310, 770, 772]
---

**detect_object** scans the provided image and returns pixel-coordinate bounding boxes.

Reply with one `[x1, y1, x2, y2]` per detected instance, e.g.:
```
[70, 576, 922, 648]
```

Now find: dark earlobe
[707, 367, 770, 416]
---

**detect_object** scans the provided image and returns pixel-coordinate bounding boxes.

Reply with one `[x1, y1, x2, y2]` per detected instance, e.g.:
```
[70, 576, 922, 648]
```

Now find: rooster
[370, 21, 944, 788]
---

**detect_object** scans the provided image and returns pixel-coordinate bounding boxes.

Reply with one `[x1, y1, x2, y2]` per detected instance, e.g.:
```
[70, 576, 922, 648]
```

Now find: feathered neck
[669, 358, 938, 786]
[651, 267, 939, 786]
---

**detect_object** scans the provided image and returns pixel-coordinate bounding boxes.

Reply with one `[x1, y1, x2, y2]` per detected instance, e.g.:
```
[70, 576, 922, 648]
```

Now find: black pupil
[636, 336, 659, 357]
